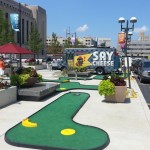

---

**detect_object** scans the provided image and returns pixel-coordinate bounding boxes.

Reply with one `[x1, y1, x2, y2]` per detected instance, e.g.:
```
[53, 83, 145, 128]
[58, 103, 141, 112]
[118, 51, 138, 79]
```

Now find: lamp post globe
[130, 17, 137, 23]
[118, 17, 125, 23]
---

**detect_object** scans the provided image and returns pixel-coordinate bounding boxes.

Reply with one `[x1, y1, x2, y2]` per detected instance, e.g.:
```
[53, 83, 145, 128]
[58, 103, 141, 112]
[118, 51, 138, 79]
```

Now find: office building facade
[0, 0, 47, 57]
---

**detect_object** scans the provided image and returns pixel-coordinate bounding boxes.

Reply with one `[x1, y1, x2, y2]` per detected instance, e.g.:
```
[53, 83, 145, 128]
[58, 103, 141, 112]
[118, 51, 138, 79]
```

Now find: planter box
[105, 86, 127, 103]
[18, 83, 60, 101]
[68, 71, 92, 77]
[0, 86, 17, 108]
[20, 77, 38, 88]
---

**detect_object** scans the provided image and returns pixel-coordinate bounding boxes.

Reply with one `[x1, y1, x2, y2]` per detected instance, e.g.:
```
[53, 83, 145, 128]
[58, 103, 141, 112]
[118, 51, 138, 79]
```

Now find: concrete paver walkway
[0, 69, 150, 150]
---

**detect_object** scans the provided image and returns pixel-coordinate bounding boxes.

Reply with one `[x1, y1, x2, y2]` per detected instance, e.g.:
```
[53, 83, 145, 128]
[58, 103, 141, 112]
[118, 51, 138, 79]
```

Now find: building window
[17, 32, 20, 43]
[31, 22, 33, 28]
[26, 20, 29, 42]
[5, 13, 8, 19]
[22, 19, 24, 44]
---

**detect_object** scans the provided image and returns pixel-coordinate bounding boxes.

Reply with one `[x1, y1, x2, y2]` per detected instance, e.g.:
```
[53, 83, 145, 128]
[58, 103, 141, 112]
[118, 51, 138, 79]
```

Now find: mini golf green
[56, 82, 98, 92]
[93, 75, 105, 80]
[42, 77, 92, 83]
[5, 92, 109, 150]
[42, 77, 70, 83]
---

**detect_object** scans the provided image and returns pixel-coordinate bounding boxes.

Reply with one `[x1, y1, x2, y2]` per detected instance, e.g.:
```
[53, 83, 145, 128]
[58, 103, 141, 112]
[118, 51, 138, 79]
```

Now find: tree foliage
[47, 32, 62, 54]
[0, 10, 14, 45]
[63, 37, 86, 48]
[28, 26, 44, 58]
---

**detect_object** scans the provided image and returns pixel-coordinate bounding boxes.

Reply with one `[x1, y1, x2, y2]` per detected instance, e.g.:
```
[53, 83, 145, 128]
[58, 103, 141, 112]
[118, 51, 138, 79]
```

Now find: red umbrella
[0, 43, 33, 54]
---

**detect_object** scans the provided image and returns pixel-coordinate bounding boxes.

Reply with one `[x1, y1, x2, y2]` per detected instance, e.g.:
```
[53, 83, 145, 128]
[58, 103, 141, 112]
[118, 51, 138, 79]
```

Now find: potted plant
[73, 66, 87, 72]
[10, 67, 42, 87]
[98, 79, 115, 96]
[98, 73, 127, 103]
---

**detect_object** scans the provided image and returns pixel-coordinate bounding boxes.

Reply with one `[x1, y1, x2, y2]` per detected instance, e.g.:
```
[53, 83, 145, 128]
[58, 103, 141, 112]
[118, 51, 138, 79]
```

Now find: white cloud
[134, 26, 149, 33]
[76, 24, 88, 32]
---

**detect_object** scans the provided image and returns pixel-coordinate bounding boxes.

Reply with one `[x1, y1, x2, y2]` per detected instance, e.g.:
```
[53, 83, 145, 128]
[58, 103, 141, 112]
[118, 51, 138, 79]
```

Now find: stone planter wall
[0, 86, 17, 108]
[24, 65, 47, 70]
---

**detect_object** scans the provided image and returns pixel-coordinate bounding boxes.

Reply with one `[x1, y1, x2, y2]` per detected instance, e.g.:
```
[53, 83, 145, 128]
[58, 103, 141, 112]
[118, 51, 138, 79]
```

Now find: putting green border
[56, 82, 98, 92]
[5, 92, 110, 150]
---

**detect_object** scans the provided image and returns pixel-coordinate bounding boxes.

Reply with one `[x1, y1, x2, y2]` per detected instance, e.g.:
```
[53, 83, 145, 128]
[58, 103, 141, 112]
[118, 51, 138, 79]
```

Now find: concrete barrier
[23, 65, 47, 70]
[0, 86, 17, 108]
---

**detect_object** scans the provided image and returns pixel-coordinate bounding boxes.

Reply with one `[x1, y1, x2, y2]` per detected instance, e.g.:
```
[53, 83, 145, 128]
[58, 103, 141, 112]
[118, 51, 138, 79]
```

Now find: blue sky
[16, 0, 150, 47]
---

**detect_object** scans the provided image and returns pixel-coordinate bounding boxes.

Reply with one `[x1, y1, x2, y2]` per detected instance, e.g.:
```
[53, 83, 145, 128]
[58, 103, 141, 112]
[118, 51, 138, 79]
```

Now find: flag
[10, 13, 19, 32]
[118, 32, 125, 44]
[71, 37, 75, 45]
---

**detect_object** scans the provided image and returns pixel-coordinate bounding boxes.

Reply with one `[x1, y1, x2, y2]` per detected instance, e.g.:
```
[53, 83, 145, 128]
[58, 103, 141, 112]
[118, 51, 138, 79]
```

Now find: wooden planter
[105, 86, 127, 103]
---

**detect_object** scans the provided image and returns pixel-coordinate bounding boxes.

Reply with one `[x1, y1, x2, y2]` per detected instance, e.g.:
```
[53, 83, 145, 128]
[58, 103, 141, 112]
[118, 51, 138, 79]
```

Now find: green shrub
[10, 67, 42, 86]
[73, 66, 87, 72]
[98, 79, 115, 96]
[10, 74, 30, 86]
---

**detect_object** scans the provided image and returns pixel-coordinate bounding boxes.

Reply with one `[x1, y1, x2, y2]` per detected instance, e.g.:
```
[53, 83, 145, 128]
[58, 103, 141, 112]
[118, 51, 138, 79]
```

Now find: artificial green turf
[56, 82, 98, 92]
[42, 77, 92, 83]
[93, 75, 105, 80]
[5, 92, 109, 150]
[42, 77, 70, 83]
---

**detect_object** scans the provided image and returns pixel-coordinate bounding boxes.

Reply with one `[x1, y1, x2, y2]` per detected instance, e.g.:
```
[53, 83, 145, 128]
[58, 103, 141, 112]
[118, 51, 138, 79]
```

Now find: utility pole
[19, 3, 22, 67]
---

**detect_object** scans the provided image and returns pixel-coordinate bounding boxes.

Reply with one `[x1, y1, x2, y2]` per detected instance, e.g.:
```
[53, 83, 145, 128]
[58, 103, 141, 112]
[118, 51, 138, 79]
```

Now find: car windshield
[143, 62, 150, 68]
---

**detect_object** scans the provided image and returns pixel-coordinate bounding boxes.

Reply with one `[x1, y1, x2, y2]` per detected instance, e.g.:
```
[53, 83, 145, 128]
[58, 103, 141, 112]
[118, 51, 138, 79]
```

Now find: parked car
[132, 59, 141, 74]
[137, 59, 150, 82]
[3, 58, 11, 63]
[24, 58, 36, 63]
[42, 57, 52, 63]
[11, 58, 19, 63]
[51, 60, 66, 70]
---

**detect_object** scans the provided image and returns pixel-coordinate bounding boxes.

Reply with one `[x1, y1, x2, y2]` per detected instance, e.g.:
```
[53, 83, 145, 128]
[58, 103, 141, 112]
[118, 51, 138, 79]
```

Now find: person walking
[48, 61, 52, 71]
[0, 56, 5, 77]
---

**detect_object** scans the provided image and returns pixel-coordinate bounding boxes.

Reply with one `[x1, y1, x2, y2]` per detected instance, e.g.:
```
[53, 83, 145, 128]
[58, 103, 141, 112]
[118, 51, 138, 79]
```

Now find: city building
[78, 37, 97, 47]
[46, 36, 66, 46]
[0, 0, 47, 57]
[46, 36, 99, 47]
[97, 38, 111, 48]
[117, 32, 150, 58]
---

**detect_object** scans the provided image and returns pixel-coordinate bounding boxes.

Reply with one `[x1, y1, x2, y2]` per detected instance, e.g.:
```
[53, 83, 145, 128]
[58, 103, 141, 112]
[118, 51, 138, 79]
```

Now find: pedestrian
[48, 61, 52, 71]
[0, 56, 5, 78]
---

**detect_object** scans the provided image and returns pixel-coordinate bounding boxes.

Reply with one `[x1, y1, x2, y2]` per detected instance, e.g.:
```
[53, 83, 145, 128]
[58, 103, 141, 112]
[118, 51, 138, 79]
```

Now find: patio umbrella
[0, 43, 33, 54]
[0, 43, 34, 67]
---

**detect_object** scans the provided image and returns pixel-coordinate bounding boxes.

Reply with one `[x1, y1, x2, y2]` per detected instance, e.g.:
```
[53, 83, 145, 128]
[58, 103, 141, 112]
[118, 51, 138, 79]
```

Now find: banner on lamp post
[118, 32, 125, 44]
[120, 42, 126, 53]
[71, 36, 75, 45]
[10, 13, 19, 32]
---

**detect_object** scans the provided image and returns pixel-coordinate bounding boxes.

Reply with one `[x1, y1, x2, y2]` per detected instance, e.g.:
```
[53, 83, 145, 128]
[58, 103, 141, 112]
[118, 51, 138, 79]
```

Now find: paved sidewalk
[0, 69, 150, 150]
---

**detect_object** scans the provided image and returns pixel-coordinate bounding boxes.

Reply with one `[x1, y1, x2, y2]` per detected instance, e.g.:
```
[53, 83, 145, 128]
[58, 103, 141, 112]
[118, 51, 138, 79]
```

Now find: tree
[28, 26, 44, 60]
[0, 10, 14, 45]
[47, 32, 62, 54]
[63, 37, 85, 48]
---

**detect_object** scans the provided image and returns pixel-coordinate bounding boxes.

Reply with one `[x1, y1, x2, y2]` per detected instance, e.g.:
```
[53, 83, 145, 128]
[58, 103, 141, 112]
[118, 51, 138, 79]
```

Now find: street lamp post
[66, 28, 77, 47]
[118, 17, 137, 88]
[19, 2, 22, 67]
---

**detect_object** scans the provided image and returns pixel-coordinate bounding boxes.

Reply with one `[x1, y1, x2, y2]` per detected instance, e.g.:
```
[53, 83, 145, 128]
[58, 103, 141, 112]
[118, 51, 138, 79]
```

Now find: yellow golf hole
[61, 128, 76, 136]
[60, 88, 66, 90]
[63, 80, 69, 83]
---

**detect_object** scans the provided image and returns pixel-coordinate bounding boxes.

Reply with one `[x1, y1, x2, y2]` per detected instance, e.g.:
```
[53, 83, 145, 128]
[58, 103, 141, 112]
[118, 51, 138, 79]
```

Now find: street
[134, 73, 150, 108]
